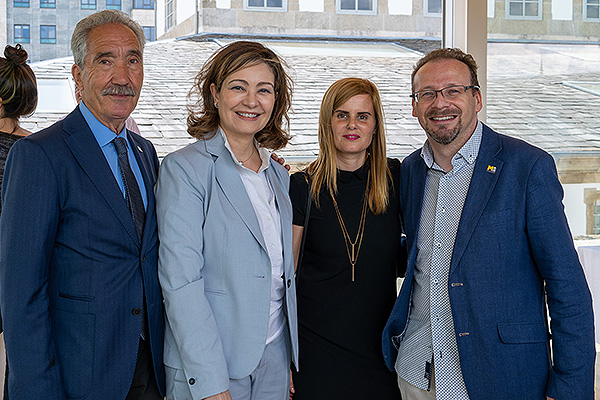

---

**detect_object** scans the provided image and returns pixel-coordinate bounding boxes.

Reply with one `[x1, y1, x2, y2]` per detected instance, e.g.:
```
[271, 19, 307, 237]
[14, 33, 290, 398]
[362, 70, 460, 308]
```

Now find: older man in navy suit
[0, 10, 164, 399]
[383, 48, 595, 400]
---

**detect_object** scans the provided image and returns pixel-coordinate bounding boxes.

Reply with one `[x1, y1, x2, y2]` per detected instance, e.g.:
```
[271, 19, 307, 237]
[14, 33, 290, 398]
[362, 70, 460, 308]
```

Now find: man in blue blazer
[0, 10, 164, 399]
[382, 48, 595, 400]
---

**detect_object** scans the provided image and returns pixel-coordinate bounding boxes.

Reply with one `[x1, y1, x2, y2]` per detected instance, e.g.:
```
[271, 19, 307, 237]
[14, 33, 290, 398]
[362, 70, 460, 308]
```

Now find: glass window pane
[266, 0, 282, 7]
[357, 0, 372, 11]
[588, 5, 600, 19]
[509, 2, 524, 16]
[340, 0, 355, 10]
[524, 3, 538, 16]
[428, 0, 442, 14]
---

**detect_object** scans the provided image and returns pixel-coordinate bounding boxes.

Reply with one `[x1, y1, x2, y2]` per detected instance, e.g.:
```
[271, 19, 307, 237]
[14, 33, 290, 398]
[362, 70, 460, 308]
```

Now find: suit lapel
[450, 125, 503, 272]
[206, 135, 267, 252]
[62, 109, 140, 246]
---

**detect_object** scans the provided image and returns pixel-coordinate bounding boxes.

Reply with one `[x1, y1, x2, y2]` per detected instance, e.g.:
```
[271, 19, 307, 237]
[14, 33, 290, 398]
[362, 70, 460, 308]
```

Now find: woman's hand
[204, 390, 233, 400]
[289, 370, 295, 399]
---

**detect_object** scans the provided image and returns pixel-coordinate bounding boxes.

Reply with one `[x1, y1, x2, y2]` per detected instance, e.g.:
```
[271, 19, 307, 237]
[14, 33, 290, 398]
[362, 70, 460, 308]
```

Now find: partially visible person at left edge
[0, 9, 164, 399]
[0, 42, 38, 396]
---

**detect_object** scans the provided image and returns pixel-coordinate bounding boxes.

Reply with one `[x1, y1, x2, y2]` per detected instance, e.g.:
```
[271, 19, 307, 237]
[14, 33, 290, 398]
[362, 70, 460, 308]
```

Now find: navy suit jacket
[0, 108, 165, 399]
[382, 124, 595, 400]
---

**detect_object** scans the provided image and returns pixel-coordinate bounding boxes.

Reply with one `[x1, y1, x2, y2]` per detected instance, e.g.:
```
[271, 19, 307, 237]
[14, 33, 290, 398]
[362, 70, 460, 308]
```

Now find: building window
[106, 0, 121, 10]
[134, 0, 154, 9]
[506, 0, 542, 19]
[424, 0, 442, 16]
[14, 0, 29, 7]
[585, 0, 600, 20]
[336, 0, 376, 14]
[40, 25, 56, 44]
[81, 0, 96, 9]
[244, 0, 287, 11]
[40, 0, 55, 8]
[143, 26, 155, 42]
[166, 0, 174, 30]
[14, 25, 30, 43]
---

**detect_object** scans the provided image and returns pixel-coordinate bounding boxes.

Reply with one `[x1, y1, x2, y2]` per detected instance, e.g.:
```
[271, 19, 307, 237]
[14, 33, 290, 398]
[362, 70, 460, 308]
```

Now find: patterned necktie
[112, 137, 145, 241]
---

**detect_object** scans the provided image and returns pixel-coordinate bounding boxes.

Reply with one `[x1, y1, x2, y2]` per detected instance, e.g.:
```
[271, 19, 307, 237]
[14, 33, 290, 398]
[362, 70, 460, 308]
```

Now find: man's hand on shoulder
[204, 390, 232, 400]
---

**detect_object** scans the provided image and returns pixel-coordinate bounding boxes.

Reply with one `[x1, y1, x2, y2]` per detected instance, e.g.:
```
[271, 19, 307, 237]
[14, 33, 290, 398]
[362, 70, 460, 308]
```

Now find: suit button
[132, 308, 141, 316]
[142, 254, 146, 262]
[189, 378, 195, 385]
[287, 279, 291, 288]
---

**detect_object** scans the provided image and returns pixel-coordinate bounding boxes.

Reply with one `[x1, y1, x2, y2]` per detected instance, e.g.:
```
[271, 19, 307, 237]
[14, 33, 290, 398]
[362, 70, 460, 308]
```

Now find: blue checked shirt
[395, 121, 483, 399]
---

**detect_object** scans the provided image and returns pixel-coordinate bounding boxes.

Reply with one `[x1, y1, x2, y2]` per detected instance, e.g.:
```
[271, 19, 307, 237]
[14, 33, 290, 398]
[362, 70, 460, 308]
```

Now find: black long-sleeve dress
[290, 158, 404, 400]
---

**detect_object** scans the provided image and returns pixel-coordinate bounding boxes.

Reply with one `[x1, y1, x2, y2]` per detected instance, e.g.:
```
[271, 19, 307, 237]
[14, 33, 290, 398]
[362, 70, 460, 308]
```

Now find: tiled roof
[25, 38, 600, 160]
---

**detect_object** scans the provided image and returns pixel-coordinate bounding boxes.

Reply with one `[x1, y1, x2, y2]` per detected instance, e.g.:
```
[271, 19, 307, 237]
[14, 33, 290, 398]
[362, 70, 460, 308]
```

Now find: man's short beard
[426, 122, 461, 145]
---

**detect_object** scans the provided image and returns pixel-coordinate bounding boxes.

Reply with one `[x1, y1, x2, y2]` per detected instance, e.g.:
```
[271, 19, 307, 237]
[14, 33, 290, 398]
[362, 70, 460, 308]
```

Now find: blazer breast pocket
[478, 209, 513, 227]
[497, 321, 549, 344]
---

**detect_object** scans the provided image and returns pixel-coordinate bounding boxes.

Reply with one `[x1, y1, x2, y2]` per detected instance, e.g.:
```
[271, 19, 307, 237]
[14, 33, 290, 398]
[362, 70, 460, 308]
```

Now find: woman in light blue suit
[155, 41, 298, 400]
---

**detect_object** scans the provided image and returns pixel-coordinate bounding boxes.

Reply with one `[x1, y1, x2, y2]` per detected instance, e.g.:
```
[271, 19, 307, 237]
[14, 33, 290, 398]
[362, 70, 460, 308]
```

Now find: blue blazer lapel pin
[486, 165, 497, 174]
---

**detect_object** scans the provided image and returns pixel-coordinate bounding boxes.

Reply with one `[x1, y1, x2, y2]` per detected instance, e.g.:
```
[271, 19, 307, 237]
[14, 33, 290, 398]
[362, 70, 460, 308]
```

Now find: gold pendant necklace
[331, 177, 369, 282]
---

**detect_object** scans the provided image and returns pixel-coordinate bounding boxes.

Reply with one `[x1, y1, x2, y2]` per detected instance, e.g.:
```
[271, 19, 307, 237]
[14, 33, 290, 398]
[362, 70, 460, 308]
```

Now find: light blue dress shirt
[79, 102, 148, 209]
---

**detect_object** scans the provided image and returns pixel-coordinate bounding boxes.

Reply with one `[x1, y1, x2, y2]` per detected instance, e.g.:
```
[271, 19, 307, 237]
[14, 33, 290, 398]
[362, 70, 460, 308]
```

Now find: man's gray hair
[71, 9, 146, 69]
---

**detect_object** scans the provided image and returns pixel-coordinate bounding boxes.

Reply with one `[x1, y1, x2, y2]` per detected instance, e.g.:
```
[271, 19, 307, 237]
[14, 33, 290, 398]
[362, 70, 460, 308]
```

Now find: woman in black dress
[289, 78, 404, 399]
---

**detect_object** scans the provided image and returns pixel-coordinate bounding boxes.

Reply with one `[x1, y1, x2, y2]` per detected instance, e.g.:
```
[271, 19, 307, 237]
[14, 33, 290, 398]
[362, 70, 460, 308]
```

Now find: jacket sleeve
[526, 153, 595, 400]
[0, 138, 65, 399]
[155, 152, 230, 399]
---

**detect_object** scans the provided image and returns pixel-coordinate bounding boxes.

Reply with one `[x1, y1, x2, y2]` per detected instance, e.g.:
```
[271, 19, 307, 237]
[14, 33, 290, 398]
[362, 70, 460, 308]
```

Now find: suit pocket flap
[497, 322, 548, 344]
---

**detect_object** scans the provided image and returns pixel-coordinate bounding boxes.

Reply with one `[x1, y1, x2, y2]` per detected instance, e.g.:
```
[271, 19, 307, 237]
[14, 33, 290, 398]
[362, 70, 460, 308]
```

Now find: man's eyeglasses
[410, 85, 480, 103]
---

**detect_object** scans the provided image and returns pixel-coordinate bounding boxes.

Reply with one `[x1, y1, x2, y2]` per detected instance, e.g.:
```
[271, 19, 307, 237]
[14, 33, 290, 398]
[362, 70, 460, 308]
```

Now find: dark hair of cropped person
[307, 77, 391, 215]
[187, 40, 292, 150]
[411, 47, 480, 91]
[0, 44, 37, 120]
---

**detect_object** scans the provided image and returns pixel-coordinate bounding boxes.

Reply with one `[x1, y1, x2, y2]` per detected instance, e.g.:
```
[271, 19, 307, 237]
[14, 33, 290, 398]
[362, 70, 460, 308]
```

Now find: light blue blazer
[155, 132, 299, 399]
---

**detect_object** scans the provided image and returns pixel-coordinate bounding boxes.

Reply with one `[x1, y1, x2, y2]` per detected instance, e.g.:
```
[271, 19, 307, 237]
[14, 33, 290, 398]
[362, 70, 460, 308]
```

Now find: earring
[214, 102, 219, 109]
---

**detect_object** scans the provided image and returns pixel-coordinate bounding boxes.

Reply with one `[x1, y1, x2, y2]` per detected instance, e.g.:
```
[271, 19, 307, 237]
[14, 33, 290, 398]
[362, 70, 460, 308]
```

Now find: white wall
[552, 0, 573, 20]
[388, 0, 412, 15]
[299, 0, 324, 12]
[563, 183, 600, 237]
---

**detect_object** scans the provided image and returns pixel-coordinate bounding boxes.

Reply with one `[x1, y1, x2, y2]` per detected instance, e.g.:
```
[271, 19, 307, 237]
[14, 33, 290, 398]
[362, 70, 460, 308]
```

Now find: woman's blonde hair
[307, 77, 391, 215]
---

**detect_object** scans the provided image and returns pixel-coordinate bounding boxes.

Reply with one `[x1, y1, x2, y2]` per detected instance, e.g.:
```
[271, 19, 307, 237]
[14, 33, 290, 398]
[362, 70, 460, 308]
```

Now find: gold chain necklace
[331, 177, 369, 282]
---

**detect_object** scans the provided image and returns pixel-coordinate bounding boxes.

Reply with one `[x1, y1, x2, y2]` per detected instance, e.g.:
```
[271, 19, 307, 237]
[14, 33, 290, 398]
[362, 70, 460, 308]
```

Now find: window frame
[40, 25, 56, 44]
[584, 0, 600, 21]
[133, 0, 154, 9]
[14, 24, 30, 43]
[143, 26, 156, 42]
[423, 0, 442, 17]
[13, 0, 30, 7]
[336, 0, 377, 15]
[106, 0, 121, 10]
[243, 0, 288, 12]
[166, 0, 175, 31]
[40, 0, 55, 8]
[81, 0, 96, 10]
[505, 0, 543, 20]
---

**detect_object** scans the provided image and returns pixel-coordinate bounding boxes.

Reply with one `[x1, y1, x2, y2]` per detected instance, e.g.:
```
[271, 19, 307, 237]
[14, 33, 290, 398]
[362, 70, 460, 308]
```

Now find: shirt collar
[338, 158, 370, 182]
[420, 120, 483, 170]
[79, 102, 128, 147]
[219, 127, 270, 173]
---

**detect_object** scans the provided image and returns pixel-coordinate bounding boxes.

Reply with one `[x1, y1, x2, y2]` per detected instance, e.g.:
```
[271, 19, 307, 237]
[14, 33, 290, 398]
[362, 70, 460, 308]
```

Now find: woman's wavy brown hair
[187, 41, 293, 150]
